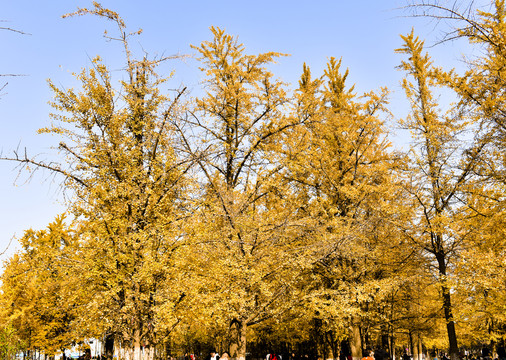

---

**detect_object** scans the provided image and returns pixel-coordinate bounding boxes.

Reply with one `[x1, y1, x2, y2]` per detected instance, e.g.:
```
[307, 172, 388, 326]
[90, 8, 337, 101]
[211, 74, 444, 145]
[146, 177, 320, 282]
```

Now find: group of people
[203, 350, 229, 360]
[195, 349, 395, 360]
[182, 349, 506, 360]
[361, 349, 390, 360]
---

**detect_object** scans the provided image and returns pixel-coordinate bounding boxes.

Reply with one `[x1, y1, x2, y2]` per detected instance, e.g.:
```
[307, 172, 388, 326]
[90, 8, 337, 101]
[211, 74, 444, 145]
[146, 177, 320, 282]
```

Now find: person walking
[208, 351, 220, 360]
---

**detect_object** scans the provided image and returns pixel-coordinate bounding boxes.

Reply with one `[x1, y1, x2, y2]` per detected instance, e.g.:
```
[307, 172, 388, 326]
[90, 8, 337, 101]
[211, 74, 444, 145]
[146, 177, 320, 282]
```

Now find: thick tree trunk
[390, 336, 395, 360]
[442, 289, 459, 360]
[327, 331, 339, 360]
[229, 319, 247, 360]
[114, 336, 124, 360]
[409, 331, 414, 358]
[380, 325, 389, 352]
[417, 335, 423, 360]
[436, 250, 459, 360]
[104, 333, 115, 360]
[349, 318, 362, 360]
[412, 334, 420, 360]
[133, 329, 142, 360]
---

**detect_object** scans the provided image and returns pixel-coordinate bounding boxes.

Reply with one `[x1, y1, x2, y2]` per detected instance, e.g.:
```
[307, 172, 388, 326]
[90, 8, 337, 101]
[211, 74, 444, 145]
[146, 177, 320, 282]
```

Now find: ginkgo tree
[281, 58, 403, 360]
[0, 216, 78, 358]
[395, 30, 487, 360]
[175, 27, 321, 360]
[429, 0, 506, 346]
[2, 3, 191, 360]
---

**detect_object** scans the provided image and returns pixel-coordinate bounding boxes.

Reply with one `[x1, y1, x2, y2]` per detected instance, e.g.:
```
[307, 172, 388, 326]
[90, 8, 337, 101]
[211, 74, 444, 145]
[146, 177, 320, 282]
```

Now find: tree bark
[390, 335, 395, 360]
[349, 319, 362, 360]
[327, 331, 339, 360]
[104, 333, 115, 360]
[412, 333, 419, 360]
[114, 336, 123, 360]
[133, 328, 142, 360]
[442, 288, 459, 360]
[229, 319, 247, 360]
[436, 250, 459, 360]
[417, 335, 423, 360]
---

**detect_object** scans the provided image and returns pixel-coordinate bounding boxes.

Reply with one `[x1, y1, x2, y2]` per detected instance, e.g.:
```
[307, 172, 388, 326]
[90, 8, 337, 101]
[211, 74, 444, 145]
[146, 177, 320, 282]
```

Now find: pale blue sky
[0, 0, 478, 262]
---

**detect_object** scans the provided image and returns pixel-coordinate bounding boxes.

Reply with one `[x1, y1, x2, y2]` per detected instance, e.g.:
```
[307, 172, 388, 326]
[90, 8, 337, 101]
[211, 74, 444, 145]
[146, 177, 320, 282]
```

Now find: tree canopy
[1, 2, 505, 360]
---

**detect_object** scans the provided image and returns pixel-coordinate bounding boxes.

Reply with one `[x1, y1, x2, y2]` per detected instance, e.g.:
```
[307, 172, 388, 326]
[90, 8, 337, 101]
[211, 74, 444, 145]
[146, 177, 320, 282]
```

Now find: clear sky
[0, 0, 478, 263]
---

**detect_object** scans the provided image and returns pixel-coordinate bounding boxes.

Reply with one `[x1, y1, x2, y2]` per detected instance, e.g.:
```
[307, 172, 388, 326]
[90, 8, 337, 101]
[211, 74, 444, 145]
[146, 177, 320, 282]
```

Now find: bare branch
[0, 235, 15, 257]
[0, 148, 88, 188]
[0, 24, 31, 36]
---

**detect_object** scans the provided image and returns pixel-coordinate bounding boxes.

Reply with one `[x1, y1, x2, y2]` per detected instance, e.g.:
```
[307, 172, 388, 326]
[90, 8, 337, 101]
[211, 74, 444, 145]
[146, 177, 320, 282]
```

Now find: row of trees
[0, 2, 505, 360]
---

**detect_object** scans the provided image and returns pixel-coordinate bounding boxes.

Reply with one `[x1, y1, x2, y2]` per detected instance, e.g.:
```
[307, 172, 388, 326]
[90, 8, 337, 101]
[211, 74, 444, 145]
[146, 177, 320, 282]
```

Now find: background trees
[0, 216, 77, 357]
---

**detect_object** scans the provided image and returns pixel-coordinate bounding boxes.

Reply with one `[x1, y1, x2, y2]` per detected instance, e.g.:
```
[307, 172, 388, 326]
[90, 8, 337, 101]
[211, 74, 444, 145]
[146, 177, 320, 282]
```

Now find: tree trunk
[349, 318, 362, 360]
[327, 331, 339, 360]
[442, 290, 459, 360]
[143, 345, 154, 360]
[105, 333, 115, 360]
[412, 334, 419, 360]
[380, 325, 389, 352]
[417, 335, 423, 360]
[325, 331, 335, 360]
[436, 250, 459, 360]
[133, 329, 142, 360]
[229, 319, 247, 360]
[409, 331, 414, 358]
[114, 336, 122, 360]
